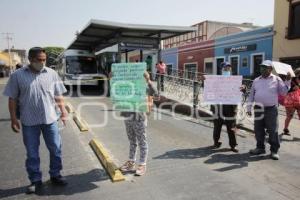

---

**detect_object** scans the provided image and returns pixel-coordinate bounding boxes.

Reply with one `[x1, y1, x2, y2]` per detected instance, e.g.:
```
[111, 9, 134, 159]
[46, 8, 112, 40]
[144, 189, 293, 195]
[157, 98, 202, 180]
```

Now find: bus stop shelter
[67, 19, 197, 62]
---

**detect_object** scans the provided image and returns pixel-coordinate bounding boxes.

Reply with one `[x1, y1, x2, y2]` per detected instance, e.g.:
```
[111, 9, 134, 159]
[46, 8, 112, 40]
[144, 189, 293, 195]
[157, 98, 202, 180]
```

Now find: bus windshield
[66, 56, 97, 74]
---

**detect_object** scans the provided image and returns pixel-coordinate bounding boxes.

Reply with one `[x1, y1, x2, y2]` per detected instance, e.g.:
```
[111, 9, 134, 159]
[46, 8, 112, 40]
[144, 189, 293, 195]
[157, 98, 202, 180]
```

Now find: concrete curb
[65, 102, 75, 113]
[73, 112, 89, 132]
[89, 139, 125, 182]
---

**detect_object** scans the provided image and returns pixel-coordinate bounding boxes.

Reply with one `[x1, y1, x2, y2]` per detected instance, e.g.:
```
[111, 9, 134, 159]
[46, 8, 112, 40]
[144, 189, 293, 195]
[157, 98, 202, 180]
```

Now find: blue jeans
[22, 121, 62, 183]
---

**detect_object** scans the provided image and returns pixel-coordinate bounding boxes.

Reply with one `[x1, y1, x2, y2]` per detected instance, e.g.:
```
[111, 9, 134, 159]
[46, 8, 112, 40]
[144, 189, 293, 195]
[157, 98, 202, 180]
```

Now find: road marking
[89, 139, 125, 182]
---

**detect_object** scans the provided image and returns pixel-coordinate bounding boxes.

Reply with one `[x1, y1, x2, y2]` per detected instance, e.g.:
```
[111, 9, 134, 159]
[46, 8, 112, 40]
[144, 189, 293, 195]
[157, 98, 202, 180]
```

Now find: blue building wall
[214, 26, 273, 77]
[161, 47, 178, 70]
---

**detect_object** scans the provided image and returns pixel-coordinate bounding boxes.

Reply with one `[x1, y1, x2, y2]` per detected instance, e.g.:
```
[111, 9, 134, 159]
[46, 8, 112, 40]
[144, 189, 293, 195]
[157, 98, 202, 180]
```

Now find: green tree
[44, 47, 64, 67]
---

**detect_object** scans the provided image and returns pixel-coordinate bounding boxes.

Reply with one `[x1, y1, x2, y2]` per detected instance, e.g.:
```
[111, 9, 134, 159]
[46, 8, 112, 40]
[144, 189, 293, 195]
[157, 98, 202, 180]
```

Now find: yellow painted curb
[89, 139, 125, 182]
[73, 112, 89, 132]
[65, 102, 75, 113]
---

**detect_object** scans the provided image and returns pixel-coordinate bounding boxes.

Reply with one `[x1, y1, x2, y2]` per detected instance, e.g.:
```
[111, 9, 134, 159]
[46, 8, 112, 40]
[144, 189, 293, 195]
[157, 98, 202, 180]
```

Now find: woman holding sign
[119, 72, 158, 176]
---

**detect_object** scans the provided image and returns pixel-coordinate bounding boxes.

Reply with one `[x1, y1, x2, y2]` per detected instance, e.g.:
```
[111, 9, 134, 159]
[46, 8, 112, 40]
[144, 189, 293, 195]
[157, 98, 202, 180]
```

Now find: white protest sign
[272, 61, 295, 77]
[203, 75, 243, 105]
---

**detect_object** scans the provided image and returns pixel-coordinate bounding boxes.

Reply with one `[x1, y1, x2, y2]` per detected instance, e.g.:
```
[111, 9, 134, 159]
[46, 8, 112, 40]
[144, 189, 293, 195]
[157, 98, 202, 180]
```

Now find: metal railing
[154, 71, 295, 122]
[164, 69, 205, 81]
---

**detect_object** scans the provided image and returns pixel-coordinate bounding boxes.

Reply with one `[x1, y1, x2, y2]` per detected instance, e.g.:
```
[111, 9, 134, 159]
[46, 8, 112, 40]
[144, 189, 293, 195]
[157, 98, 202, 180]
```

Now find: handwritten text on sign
[111, 63, 147, 112]
[203, 75, 243, 105]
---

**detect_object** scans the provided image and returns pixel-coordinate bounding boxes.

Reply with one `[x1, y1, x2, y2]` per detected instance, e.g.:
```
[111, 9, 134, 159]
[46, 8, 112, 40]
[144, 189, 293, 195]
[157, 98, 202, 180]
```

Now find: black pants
[254, 106, 280, 153]
[213, 118, 237, 148]
[159, 74, 164, 91]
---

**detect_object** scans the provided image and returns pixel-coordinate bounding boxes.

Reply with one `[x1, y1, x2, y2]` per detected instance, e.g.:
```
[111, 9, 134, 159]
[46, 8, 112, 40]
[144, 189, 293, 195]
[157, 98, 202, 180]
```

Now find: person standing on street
[156, 60, 166, 91]
[282, 68, 300, 136]
[3, 47, 68, 194]
[119, 72, 158, 176]
[247, 60, 291, 160]
[210, 62, 240, 153]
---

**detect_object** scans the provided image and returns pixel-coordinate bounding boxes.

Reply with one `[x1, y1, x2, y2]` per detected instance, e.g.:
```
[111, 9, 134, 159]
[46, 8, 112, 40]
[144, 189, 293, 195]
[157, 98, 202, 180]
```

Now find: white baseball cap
[260, 60, 273, 67]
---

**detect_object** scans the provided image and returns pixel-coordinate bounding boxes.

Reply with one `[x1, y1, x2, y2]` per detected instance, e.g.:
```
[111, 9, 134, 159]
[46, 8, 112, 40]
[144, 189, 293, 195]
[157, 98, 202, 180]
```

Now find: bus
[56, 49, 104, 86]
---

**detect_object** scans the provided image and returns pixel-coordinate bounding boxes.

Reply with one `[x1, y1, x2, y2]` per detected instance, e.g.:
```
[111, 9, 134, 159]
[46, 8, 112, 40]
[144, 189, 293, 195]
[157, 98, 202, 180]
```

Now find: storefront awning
[67, 19, 197, 51]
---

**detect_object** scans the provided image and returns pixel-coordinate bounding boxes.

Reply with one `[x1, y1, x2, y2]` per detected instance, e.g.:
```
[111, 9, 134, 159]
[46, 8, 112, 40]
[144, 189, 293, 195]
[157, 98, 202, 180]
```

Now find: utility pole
[2, 32, 14, 73]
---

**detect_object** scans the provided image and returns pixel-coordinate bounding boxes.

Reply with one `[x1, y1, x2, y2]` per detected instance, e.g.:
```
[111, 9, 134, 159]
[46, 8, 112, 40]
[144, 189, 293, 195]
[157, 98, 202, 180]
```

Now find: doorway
[252, 54, 264, 78]
[216, 57, 225, 75]
[184, 63, 197, 79]
[229, 56, 239, 75]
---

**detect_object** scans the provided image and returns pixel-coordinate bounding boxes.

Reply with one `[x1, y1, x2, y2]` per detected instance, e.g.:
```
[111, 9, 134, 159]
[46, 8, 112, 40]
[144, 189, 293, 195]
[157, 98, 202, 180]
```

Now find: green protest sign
[111, 63, 147, 112]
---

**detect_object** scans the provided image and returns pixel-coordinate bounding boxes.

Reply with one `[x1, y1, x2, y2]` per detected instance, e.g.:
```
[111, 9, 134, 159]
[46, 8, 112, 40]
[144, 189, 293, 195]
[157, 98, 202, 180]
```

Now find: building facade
[273, 0, 300, 69]
[214, 26, 273, 78]
[161, 47, 178, 74]
[161, 26, 273, 78]
[4, 49, 27, 64]
[177, 40, 214, 78]
[163, 21, 258, 49]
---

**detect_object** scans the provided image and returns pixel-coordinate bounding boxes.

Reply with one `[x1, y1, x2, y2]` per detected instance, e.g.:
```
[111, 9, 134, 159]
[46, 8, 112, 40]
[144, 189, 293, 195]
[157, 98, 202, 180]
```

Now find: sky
[0, 0, 274, 51]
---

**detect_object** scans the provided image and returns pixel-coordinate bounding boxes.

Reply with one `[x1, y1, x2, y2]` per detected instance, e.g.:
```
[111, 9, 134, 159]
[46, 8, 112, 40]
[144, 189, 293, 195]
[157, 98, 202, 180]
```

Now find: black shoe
[249, 148, 266, 155]
[282, 128, 291, 136]
[50, 175, 68, 186]
[230, 146, 239, 153]
[213, 142, 222, 148]
[26, 181, 42, 194]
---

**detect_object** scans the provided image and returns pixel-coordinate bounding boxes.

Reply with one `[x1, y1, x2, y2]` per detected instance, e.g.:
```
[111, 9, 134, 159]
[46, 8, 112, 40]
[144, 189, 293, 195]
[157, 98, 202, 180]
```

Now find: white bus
[56, 49, 104, 86]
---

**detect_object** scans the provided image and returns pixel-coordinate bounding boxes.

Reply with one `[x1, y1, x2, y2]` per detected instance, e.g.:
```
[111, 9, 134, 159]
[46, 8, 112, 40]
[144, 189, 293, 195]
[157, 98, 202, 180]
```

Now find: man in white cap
[247, 60, 291, 160]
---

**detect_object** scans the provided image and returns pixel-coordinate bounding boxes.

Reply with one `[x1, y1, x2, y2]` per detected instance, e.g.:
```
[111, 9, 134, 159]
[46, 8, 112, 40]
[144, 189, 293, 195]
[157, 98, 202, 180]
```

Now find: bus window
[66, 56, 97, 74]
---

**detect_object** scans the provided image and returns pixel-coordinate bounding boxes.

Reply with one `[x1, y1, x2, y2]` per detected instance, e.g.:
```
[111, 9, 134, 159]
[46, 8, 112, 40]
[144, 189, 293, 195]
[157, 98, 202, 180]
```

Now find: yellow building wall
[0, 52, 10, 65]
[273, 0, 300, 61]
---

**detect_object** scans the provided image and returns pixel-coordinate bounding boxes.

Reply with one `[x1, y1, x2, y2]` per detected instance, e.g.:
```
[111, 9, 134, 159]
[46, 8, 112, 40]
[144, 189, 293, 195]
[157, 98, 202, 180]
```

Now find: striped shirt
[3, 66, 67, 126]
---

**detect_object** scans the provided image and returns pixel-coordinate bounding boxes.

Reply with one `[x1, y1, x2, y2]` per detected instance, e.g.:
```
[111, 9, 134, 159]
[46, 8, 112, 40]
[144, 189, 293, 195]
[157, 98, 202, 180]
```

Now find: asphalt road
[1, 80, 300, 200]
